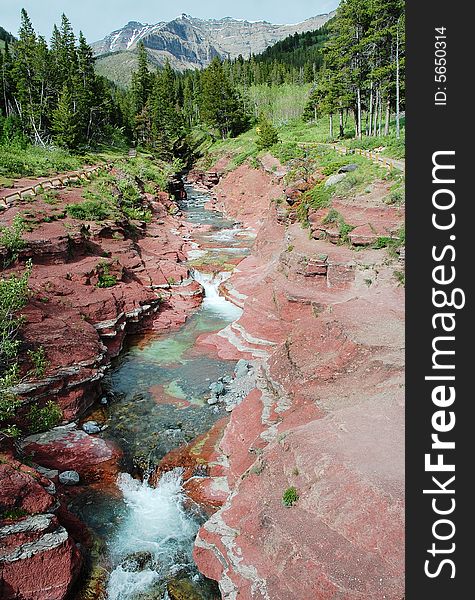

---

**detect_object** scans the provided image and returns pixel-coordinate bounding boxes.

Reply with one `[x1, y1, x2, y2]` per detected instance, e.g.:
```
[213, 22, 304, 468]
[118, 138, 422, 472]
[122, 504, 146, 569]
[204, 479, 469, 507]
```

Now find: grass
[321, 208, 355, 243]
[0, 143, 84, 178]
[66, 197, 116, 221]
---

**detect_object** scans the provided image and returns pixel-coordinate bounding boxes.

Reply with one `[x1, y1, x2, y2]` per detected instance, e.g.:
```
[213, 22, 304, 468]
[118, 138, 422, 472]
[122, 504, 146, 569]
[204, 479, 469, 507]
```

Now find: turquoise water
[72, 184, 252, 600]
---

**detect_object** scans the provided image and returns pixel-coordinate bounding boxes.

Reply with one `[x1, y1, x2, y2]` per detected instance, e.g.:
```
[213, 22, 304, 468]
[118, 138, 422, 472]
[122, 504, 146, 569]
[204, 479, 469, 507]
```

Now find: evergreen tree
[256, 114, 279, 149]
[200, 58, 248, 138]
[52, 83, 79, 148]
[131, 42, 151, 114]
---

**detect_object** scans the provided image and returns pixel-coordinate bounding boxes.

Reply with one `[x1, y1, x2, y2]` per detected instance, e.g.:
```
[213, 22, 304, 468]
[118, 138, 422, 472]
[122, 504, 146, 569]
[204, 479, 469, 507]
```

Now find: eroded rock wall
[191, 160, 405, 599]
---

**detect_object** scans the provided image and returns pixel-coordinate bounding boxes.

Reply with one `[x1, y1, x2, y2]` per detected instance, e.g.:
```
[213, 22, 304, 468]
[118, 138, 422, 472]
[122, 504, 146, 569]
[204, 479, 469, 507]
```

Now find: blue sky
[1, 1, 340, 43]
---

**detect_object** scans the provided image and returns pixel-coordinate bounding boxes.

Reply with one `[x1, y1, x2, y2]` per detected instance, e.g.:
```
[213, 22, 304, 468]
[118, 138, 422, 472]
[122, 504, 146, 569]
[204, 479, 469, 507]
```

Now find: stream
[71, 184, 254, 599]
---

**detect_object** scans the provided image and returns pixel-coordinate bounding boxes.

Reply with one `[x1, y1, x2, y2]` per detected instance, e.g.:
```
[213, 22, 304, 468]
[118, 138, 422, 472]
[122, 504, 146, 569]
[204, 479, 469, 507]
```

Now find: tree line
[0, 10, 128, 150]
[1, 0, 405, 157]
[304, 0, 405, 139]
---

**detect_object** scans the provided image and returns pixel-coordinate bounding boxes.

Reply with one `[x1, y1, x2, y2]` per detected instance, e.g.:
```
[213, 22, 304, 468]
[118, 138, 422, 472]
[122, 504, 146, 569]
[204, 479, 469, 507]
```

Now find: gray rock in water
[222, 375, 233, 385]
[338, 163, 358, 173]
[209, 381, 225, 396]
[207, 395, 219, 405]
[44, 482, 56, 495]
[100, 397, 108, 405]
[82, 421, 101, 434]
[120, 551, 155, 572]
[325, 173, 347, 187]
[234, 359, 251, 378]
[59, 470, 80, 486]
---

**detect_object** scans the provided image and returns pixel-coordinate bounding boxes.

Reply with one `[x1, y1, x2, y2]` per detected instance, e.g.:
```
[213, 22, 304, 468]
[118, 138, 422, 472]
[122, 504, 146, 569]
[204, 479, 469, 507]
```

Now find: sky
[1, 1, 340, 43]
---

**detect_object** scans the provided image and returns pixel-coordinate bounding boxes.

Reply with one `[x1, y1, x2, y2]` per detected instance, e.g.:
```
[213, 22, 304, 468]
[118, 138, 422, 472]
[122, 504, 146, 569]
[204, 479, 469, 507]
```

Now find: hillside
[92, 11, 336, 84]
[0, 26, 14, 50]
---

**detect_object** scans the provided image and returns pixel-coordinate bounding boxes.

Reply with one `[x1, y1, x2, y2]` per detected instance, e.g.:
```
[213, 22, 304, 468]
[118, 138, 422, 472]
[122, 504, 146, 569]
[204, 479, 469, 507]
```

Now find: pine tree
[11, 9, 48, 145]
[52, 83, 78, 148]
[200, 58, 248, 139]
[131, 42, 151, 114]
[256, 114, 279, 149]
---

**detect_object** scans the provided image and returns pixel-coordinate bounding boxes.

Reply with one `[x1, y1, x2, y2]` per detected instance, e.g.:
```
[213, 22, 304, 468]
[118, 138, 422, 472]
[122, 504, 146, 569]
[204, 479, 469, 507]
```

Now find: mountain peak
[92, 10, 336, 77]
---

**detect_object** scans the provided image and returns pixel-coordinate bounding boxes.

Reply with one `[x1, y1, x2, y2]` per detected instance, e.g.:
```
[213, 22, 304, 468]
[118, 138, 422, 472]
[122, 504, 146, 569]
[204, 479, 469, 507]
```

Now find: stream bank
[68, 181, 257, 600]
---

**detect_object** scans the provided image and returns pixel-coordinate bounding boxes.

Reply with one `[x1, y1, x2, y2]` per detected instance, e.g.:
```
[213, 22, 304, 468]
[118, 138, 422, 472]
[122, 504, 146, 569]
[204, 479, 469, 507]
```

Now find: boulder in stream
[59, 470, 80, 485]
[208, 381, 225, 396]
[82, 421, 101, 434]
[234, 359, 251, 378]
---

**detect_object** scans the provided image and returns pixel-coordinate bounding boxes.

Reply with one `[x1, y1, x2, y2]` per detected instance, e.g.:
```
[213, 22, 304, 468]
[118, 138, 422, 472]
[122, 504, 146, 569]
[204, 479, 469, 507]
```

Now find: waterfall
[192, 269, 242, 321]
[106, 470, 198, 600]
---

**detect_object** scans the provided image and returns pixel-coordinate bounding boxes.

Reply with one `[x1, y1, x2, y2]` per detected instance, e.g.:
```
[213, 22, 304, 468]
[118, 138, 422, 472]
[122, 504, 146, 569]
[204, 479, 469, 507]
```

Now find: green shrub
[321, 209, 355, 244]
[0, 215, 26, 265]
[322, 208, 340, 224]
[394, 270, 405, 286]
[0, 143, 83, 178]
[1, 507, 28, 520]
[270, 142, 305, 164]
[27, 346, 48, 378]
[296, 201, 309, 227]
[66, 199, 114, 221]
[282, 486, 299, 507]
[122, 206, 152, 223]
[28, 400, 62, 433]
[0, 262, 31, 366]
[0, 364, 22, 437]
[386, 187, 405, 205]
[305, 183, 333, 210]
[96, 262, 118, 288]
[321, 159, 349, 176]
[97, 274, 117, 288]
[373, 236, 393, 249]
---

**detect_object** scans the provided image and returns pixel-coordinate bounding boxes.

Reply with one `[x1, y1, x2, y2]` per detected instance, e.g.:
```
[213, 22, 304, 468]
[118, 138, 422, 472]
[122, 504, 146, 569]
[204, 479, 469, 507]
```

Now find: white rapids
[192, 269, 243, 321]
[106, 469, 198, 600]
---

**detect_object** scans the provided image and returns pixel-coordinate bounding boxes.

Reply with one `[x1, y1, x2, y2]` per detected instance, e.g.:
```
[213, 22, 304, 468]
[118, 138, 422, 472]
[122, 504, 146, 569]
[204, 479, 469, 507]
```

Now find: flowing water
[72, 184, 254, 600]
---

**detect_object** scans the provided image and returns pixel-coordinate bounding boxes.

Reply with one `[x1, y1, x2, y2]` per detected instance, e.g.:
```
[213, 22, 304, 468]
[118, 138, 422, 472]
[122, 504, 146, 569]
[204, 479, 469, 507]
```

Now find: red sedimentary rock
[189, 158, 405, 599]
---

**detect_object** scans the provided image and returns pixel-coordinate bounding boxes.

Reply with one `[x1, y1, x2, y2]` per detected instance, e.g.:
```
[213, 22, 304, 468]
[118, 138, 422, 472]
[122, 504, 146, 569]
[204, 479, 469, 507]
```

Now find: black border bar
[406, 1, 472, 597]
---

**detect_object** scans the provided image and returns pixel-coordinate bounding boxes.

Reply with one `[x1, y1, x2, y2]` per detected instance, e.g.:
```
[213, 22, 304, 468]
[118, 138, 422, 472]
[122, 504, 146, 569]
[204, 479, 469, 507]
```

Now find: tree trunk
[368, 82, 373, 136]
[339, 108, 344, 137]
[378, 92, 382, 136]
[373, 88, 379, 137]
[356, 88, 362, 139]
[384, 93, 391, 136]
[329, 113, 333, 138]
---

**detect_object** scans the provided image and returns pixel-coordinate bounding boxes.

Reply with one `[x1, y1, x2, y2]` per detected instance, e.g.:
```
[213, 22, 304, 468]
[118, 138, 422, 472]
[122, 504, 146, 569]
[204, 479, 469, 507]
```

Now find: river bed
[71, 184, 253, 599]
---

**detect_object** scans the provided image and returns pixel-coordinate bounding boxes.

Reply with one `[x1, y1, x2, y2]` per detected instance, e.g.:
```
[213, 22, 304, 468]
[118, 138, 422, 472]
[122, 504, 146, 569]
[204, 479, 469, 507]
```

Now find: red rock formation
[1, 177, 203, 424]
[0, 514, 81, 600]
[191, 160, 405, 599]
[0, 453, 82, 600]
[0, 167, 204, 599]
[20, 424, 121, 483]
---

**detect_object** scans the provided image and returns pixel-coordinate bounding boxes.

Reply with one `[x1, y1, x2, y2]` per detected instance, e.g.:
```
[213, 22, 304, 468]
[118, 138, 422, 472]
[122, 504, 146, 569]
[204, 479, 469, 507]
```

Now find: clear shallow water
[72, 184, 251, 600]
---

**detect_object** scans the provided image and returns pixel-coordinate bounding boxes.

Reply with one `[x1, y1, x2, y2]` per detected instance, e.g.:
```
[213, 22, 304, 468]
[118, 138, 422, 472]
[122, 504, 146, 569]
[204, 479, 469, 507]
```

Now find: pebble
[59, 470, 80, 485]
[82, 421, 101, 434]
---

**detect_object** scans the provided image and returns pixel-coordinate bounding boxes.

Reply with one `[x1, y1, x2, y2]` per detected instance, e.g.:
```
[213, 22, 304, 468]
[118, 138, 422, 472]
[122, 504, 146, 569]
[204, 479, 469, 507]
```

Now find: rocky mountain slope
[92, 12, 336, 83]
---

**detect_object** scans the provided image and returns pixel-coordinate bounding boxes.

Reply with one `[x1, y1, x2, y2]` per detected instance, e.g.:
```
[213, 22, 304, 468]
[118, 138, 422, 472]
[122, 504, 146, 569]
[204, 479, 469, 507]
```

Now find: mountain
[92, 12, 336, 86]
[0, 26, 14, 50]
